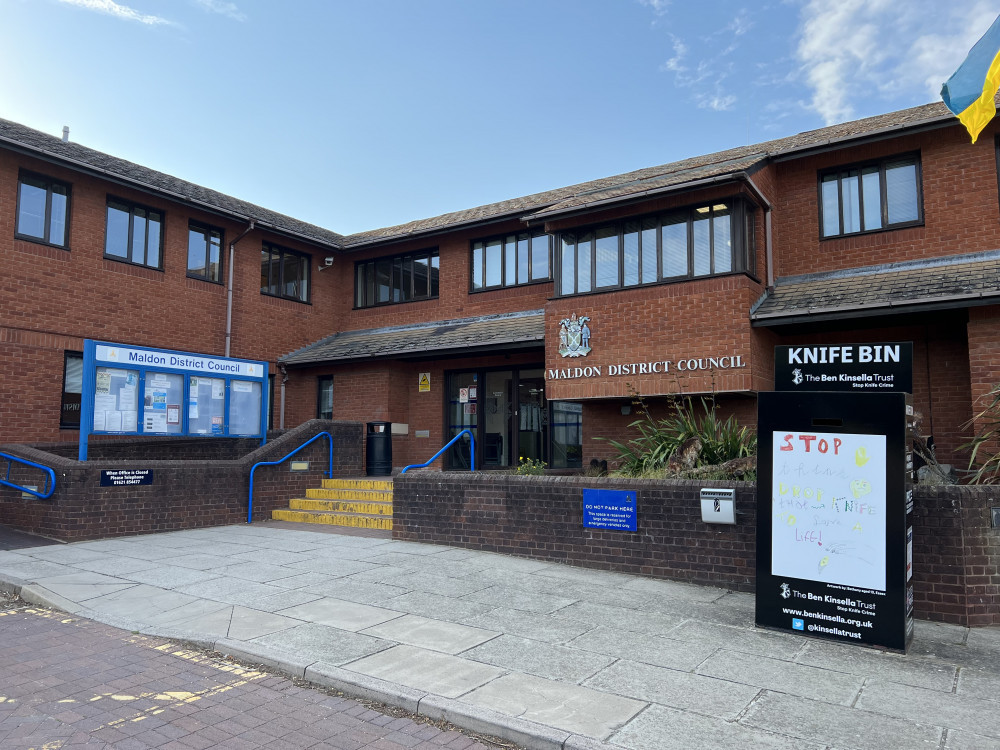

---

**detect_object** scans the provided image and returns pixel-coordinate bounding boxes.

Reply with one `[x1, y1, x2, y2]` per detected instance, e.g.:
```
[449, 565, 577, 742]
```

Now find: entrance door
[446, 371, 477, 469]
[517, 368, 546, 465]
[483, 370, 512, 468]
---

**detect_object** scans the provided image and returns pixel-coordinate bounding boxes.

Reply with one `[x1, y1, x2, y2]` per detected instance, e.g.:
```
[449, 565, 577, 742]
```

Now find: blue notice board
[582, 489, 637, 532]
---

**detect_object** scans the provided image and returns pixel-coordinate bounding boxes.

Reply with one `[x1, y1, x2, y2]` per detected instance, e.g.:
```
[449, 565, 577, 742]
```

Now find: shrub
[514, 457, 547, 476]
[962, 382, 1000, 484]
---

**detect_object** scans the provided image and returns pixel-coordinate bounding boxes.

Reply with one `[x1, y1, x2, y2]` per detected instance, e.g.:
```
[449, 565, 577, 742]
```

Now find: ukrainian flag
[942, 14, 1000, 143]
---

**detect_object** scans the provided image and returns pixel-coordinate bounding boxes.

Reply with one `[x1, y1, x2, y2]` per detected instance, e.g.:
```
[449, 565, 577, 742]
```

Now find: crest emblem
[791, 368, 803, 385]
[558, 314, 592, 358]
[780, 582, 791, 599]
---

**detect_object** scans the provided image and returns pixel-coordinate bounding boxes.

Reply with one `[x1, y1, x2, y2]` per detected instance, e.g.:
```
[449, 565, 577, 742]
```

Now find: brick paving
[0, 602, 507, 750]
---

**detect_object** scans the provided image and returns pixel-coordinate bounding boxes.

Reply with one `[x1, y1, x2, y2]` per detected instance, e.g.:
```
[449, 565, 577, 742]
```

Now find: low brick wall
[0, 420, 363, 541]
[394, 473, 1000, 627]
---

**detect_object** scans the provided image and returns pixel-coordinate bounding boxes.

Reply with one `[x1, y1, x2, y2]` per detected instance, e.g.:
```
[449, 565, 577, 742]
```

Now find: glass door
[483, 370, 513, 468]
[446, 371, 477, 469]
[517, 368, 546, 465]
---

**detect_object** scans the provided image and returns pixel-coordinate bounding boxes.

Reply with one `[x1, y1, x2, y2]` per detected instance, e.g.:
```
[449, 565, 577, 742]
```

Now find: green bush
[600, 395, 756, 477]
[962, 382, 1000, 484]
[514, 457, 548, 475]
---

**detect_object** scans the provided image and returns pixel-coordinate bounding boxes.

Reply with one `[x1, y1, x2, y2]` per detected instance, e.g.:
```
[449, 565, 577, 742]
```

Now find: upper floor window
[819, 154, 921, 238]
[557, 199, 755, 296]
[187, 222, 223, 283]
[355, 249, 439, 308]
[16, 171, 70, 248]
[105, 198, 163, 268]
[260, 243, 309, 302]
[471, 230, 551, 291]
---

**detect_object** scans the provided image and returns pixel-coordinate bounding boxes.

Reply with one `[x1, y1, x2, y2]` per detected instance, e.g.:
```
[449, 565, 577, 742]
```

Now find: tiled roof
[750, 250, 1000, 325]
[341, 100, 956, 247]
[280, 310, 545, 365]
[0, 118, 345, 249]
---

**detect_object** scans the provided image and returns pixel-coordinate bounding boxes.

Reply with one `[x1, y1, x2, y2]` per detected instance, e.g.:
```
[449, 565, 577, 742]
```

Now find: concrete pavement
[0, 522, 997, 750]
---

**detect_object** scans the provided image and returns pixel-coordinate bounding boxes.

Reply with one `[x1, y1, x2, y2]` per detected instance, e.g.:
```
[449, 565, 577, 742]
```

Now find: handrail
[0, 452, 56, 500]
[247, 431, 333, 524]
[400, 429, 476, 474]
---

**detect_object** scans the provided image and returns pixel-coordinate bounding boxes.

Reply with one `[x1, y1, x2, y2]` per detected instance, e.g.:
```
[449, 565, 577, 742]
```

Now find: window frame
[555, 198, 756, 297]
[260, 242, 311, 303]
[104, 196, 165, 269]
[317, 375, 334, 420]
[15, 170, 71, 249]
[354, 248, 439, 308]
[60, 350, 83, 429]
[187, 221, 225, 284]
[817, 152, 923, 240]
[470, 230, 553, 292]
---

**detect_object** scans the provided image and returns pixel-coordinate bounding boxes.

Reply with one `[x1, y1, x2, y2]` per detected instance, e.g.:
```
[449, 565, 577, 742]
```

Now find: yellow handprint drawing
[855, 446, 870, 467]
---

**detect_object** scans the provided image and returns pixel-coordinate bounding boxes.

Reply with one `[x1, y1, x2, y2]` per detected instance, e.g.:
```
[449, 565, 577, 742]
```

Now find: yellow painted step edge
[290, 499, 393, 515]
[322, 479, 393, 491]
[271, 509, 392, 530]
[306, 489, 392, 501]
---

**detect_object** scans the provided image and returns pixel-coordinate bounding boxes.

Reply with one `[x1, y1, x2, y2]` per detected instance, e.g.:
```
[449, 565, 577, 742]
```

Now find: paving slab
[385, 571, 494, 597]
[567, 625, 717, 671]
[81, 583, 200, 621]
[285, 556, 382, 576]
[461, 634, 615, 682]
[72, 555, 160, 576]
[275, 597, 402, 631]
[584, 659, 759, 718]
[459, 672, 645, 740]
[697, 649, 865, 705]
[460, 607, 595, 645]
[30, 571, 136, 602]
[361, 613, 498, 654]
[138, 597, 233, 628]
[302, 578, 411, 605]
[611, 703, 825, 750]
[667, 619, 805, 660]
[795, 638, 958, 691]
[741, 689, 942, 750]
[174, 577, 287, 606]
[855, 679, 1000, 739]
[118, 564, 222, 589]
[249, 589, 324, 612]
[383, 591, 495, 621]
[461, 586, 579, 615]
[344, 644, 504, 698]
[18, 545, 110, 564]
[955, 666, 1000, 698]
[250, 622, 391, 666]
[945, 729, 1000, 750]
[552, 601, 685, 636]
[0, 559, 75, 580]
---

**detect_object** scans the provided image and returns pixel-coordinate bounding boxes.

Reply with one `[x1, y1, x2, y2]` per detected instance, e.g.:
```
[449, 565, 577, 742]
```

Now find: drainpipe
[279, 362, 288, 429]
[225, 220, 256, 358]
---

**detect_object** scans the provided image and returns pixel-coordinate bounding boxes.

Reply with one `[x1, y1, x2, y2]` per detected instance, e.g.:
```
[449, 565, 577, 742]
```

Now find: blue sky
[1, 0, 996, 235]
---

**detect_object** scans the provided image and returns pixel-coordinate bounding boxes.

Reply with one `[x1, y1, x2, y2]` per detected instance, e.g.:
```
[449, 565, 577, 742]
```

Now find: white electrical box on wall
[700, 488, 736, 524]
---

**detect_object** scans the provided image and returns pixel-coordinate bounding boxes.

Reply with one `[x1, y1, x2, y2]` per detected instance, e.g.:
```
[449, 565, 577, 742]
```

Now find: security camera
[324, 256, 335, 266]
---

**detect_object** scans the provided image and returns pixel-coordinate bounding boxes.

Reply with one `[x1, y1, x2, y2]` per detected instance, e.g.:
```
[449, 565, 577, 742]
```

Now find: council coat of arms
[558, 313, 592, 358]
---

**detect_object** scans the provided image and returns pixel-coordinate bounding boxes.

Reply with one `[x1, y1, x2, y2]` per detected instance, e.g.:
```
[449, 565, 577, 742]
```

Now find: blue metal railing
[247, 431, 333, 524]
[1, 452, 56, 500]
[401, 429, 476, 474]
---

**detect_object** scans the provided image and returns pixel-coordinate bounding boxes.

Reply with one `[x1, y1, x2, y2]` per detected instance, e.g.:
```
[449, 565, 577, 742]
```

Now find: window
[17, 172, 70, 247]
[105, 198, 163, 268]
[60, 351, 83, 428]
[317, 376, 333, 419]
[471, 230, 551, 290]
[187, 222, 223, 282]
[557, 199, 755, 296]
[260, 243, 310, 302]
[819, 155, 921, 238]
[355, 249, 439, 308]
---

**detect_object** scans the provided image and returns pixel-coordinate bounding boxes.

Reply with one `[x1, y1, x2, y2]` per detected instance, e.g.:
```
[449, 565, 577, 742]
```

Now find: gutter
[225, 220, 256, 358]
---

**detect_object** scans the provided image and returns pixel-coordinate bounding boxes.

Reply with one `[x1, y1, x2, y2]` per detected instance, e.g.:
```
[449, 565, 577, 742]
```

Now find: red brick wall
[772, 122, 1000, 278]
[0, 151, 340, 444]
[966, 305, 1000, 468]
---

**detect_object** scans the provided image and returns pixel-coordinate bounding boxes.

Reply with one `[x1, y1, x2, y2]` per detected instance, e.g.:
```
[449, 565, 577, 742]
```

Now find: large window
[105, 198, 163, 268]
[355, 249, 439, 308]
[819, 155, 922, 238]
[188, 222, 223, 283]
[16, 171, 70, 247]
[557, 199, 755, 296]
[471, 231, 551, 290]
[60, 351, 83, 429]
[260, 243, 310, 302]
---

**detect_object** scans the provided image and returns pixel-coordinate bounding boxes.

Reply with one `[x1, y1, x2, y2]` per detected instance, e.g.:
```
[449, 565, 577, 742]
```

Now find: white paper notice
[771, 431, 887, 592]
[122, 411, 138, 432]
[105, 411, 123, 432]
[212, 381, 225, 400]
[119, 385, 137, 411]
[93, 410, 106, 431]
[94, 393, 117, 415]
[145, 413, 167, 433]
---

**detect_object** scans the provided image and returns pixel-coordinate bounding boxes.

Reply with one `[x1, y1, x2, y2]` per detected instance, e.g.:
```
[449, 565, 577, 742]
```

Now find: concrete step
[322, 478, 393, 491]
[290, 498, 393, 515]
[271, 509, 392, 530]
[306, 488, 392, 502]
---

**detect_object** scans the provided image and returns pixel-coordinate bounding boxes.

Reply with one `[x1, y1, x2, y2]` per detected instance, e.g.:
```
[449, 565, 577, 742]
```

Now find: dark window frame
[260, 242, 311, 303]
[555, 198, 756, 297]
[317, 375, 334, 419]
[817, 152, 923, 240]
[354, 248, 439, 308]
[104, 196, 165, 269]
[60, 350, 83, 429]
[470, 230, 553, 292]
[15, 170, 71, 249]
[187, 221, 225, 284]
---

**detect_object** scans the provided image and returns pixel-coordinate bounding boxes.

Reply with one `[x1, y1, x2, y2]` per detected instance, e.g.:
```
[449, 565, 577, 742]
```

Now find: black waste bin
[365, 421, 392, 476]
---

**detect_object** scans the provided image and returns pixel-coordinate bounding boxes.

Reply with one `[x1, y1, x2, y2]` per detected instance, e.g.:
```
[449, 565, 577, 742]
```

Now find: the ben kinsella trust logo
[791, 368, 804, 385]
[558, 313, 592, 358]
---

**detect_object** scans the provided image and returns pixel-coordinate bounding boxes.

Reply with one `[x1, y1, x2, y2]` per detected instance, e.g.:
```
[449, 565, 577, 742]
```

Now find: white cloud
[56, 0, 173, 25]
[698, 93, 737, 111]
[638, 0, 670, 15]
[193, 0, 246, 22]
[795, 0, 999, 125]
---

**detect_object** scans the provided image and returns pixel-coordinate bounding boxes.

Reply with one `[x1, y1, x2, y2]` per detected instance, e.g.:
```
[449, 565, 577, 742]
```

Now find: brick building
[2, 99, 999, 471]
